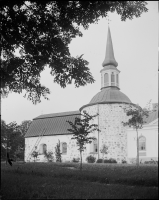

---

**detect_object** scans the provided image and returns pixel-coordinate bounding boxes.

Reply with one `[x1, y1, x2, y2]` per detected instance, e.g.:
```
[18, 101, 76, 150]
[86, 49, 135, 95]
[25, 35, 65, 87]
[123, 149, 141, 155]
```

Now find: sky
[1, 1, 158, 125]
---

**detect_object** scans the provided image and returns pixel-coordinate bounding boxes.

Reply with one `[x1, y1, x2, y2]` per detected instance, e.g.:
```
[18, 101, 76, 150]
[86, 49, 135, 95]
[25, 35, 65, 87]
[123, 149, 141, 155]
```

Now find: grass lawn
[1, 162, 158, 199]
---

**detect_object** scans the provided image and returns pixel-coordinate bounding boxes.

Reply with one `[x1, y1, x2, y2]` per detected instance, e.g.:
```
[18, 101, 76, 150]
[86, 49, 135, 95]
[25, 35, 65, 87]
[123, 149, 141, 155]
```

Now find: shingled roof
[25, 111, 81, 138]
[144, 110, 158, 124]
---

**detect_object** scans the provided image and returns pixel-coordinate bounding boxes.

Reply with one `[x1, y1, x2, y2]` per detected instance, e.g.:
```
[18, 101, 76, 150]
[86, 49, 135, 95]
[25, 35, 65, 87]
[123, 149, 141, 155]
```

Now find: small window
[111, 72, 115, 86]
[104, 73, 109, 87]
[139, 137, 146, 151]
[62, 142, 67, 154]
[39, 144, 47, 154]
[116, 74, 119, 86]
[90, 138, 98, 153]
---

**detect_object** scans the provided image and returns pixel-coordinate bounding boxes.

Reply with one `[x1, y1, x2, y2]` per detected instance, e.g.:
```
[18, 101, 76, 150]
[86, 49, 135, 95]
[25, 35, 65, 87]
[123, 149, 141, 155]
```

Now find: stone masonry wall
[82, 103, 130, 163]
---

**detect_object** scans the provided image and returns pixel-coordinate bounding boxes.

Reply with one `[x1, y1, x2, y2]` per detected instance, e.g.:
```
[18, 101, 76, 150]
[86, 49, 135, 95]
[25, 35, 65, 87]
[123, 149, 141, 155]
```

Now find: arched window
[139, 136, 146, 151]
[104, 73, 109, 87]
[116, 74, 119, 86]
[61, 142, 67, 154]
[111, 72, 115, 86]
[90, 138, 98, 153]
[39, 144, 47, 154]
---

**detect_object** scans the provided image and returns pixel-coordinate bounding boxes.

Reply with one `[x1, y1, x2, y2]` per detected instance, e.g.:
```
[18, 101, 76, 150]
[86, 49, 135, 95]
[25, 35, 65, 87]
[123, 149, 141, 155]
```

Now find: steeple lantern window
[116, 74, 119, 87]
[111, 72, 115, 86]
[104, 73, 109, 87]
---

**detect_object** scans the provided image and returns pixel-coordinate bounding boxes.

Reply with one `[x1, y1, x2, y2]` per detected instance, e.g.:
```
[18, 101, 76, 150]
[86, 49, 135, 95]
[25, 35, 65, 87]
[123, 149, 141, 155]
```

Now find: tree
[1, 119, 30, 161]
[100, 144, 108, 163]
[1, 120, 8, 160]
[1, 1, 148, 104]
[1, 120, 22, 162]
[19, 120, 32, 137]
[55, 140, 62, 162]
[67, 110, 100, 170]
[122, 104, 149, 166]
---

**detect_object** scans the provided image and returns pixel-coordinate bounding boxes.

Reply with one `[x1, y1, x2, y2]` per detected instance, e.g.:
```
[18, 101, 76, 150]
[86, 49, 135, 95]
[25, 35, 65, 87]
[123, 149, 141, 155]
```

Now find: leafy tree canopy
[19, 120, 32, 136]
[67, 111, 99, 152]
[1, 1, 148, 104]
[1, 120, 23, 159]
[123, 104, 149, 129]
[1, 119, 31, 160]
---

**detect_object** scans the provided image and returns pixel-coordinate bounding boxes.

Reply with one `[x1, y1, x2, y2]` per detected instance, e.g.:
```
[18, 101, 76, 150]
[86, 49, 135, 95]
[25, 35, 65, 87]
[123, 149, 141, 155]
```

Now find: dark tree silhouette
[7, 152, 13, 166]
[1, 1, 148, 104]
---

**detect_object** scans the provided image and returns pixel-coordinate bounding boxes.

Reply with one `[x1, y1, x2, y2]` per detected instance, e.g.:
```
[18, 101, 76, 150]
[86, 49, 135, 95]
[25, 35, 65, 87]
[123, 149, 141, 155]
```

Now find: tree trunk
[136, 129, 139, 167]
[6, 135, 8, 165]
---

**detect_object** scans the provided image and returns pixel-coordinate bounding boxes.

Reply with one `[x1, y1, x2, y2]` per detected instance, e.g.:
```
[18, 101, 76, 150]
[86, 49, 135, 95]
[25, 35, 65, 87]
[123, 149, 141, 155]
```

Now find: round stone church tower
[80, 26, 132, 163]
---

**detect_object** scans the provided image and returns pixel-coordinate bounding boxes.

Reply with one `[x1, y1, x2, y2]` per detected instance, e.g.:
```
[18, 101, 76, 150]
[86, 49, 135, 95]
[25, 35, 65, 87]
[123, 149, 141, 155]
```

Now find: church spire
[102, 26, 118, 67]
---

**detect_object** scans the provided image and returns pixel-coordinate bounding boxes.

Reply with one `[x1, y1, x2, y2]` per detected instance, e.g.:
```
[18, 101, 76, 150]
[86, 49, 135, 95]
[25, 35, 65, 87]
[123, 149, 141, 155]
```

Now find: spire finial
[106, 15, 111, 25]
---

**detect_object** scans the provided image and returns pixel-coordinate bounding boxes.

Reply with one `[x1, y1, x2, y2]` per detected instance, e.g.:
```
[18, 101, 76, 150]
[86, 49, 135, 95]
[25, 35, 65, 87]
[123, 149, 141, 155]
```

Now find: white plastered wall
[127, 124, 158, 163]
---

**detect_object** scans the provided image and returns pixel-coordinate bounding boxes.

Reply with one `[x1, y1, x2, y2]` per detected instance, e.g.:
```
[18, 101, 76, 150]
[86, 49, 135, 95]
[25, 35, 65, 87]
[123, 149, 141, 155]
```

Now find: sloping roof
[25, 111, 80, 138]
[144, 110, 158, 124]
[34, 111, 80, 120]
[80, 87, 132, 111]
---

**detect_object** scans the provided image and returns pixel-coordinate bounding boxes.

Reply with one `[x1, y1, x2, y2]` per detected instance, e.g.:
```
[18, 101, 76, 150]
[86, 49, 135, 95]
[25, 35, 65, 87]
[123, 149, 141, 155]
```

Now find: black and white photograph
[1, 1, 158, 199]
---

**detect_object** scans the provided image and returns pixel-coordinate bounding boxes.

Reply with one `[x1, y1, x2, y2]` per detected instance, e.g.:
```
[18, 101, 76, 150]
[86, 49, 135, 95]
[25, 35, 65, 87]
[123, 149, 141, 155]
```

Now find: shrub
[31, 151, 38, 162]
[44, 151, 54, 162]
[122, 159, 127, 164]
[144, 159, 158, 164]
[86, 155, 96, 163]
[104, 158, 117, 163]
[96, 159, 103, 163]
[72, 157, 80, 163]
[55, 140, 62, 162]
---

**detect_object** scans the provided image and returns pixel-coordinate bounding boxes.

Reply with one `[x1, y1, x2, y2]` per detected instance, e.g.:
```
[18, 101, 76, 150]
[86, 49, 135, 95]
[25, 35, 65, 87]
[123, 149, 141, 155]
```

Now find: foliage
[31, 150, 38, 162]
[1, 1, 148, 104]
[67, 110, 100, 170]
[14, 148, 24, 161]
[1, 120, 24, 160]
[44, 151, 54, 162]
[122, 159, 127, 164]
[55, 140, 62, 162]
[86, 155, 96, 163]
[96, 158, 117, 163]
[96, 159, 103, 163]
[19, 120, 32, 137]
[123, 104, 149, 129]
[144, 159, 158, 165]
[122, 104, 149, 167]
[72, 157, 80, 163]
[104, 158, 117, 163]
[1, 119, 32, 161]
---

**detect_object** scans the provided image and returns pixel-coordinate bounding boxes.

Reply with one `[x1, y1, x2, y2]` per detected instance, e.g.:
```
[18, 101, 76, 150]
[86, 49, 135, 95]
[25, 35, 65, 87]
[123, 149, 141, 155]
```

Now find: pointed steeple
[102, 26, 118, 67]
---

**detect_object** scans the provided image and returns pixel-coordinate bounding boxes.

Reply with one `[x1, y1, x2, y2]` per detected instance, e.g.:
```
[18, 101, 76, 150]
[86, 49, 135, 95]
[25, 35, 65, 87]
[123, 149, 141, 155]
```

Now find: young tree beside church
[123, 104, 149, 166]
[67, 111, 100, 170]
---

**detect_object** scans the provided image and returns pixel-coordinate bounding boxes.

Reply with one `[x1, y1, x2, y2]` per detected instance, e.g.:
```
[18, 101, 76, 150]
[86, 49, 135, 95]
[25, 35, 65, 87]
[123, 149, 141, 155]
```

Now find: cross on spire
[106, 15, 111, 25]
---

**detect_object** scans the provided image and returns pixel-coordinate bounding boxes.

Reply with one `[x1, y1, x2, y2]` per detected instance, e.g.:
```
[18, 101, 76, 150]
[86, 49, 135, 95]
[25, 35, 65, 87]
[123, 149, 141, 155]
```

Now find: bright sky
[1, 1, 158, 125]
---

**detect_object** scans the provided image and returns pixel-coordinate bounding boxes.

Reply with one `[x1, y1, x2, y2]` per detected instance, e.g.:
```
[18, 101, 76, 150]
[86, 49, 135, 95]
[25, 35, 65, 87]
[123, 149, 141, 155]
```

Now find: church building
[25, 27, 158, 164]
